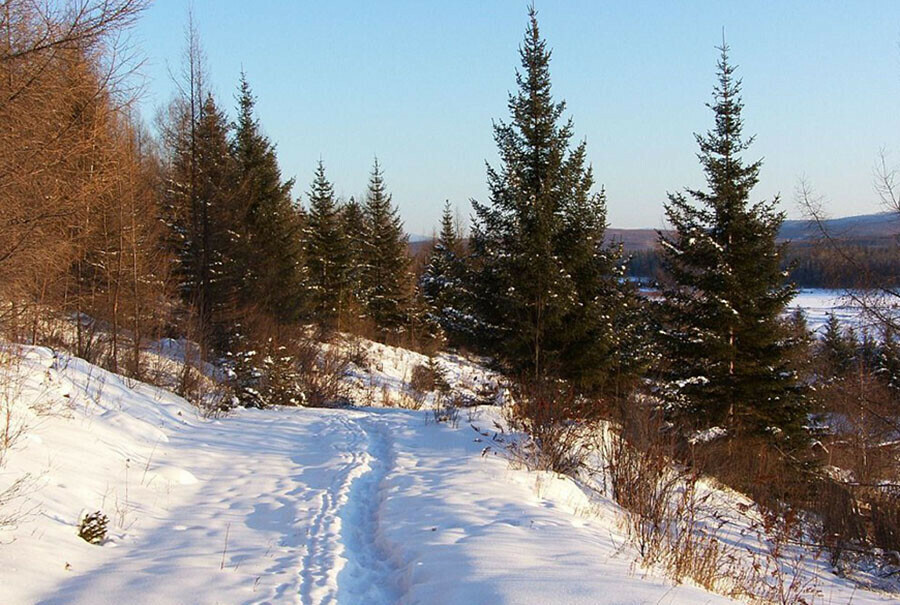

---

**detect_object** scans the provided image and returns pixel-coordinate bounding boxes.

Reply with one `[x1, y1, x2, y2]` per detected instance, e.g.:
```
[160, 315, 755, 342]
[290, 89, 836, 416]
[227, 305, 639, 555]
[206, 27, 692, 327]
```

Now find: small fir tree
[340, 196, 369, 325]
[229, 338, 304, 408]
[306, 160, 350, 327]
[421, 201, 468, 342]
[876, 324, 900, 392]
[360, 158, 413, 333]
[821, 313, 855, 373]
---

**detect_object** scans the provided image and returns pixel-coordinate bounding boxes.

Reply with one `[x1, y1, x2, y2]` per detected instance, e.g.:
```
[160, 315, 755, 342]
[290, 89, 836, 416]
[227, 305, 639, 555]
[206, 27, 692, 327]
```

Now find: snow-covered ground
[332, 337, 505, 410]
[788, 287, 900, 337]
[789, 289, 867, 335]
[0, 342, 896, 604]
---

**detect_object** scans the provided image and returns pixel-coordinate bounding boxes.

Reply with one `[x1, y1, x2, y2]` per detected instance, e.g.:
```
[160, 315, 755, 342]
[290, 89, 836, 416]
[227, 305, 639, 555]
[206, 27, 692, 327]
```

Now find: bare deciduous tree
[0, 0, 172, 378]
[796, 176, 899, 333]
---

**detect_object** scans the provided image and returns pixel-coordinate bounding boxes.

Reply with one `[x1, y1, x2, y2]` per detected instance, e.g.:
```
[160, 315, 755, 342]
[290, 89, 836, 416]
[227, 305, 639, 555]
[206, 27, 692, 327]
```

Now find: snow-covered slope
[332, 337, 505, 409]
[0, 343, 895, 604]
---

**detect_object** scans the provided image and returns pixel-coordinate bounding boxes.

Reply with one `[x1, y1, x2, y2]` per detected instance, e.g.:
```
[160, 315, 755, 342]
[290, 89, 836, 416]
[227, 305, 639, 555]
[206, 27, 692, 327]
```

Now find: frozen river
[789, 288, 895, 335]
[638, 285, 892, 336]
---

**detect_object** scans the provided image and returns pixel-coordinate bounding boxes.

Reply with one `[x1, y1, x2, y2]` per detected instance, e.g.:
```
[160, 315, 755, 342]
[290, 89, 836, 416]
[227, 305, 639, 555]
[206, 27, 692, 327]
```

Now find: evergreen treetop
[165, 91, 242, 351]
[422, 201, 468, 343]
[340, 196, 368, 298]
[231, 72, 306, 324]
[360, 158, 412, 332]
[436, 200, 460, 255]
[306, 160, 349, 324]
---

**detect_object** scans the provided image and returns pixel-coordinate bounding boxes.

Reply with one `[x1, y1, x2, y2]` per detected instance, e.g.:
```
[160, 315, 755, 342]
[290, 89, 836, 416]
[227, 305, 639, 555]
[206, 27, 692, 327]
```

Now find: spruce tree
[468, 7, 626, 389]
[876, 324, 900, 392]
[822, 313, 855, 373]
[340, 196, 368, 321]
[306, 160, 349, 327]
[360, 158, 412, 333]
[164, 92, 242, 351]
[421, 201, 467, 342]
[231, 73, 306, 323]
[658, 44, 808, 446]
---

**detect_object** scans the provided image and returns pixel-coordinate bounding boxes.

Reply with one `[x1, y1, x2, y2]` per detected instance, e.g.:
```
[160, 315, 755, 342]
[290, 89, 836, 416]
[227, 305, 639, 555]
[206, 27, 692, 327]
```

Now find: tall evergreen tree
[360, 159, 412, 333]
[231, 73, 306, 323]
[658, 44, 807, 446]
[468, 7, 627, 389]
[306, 160, 349, 326]
[421, 201, 467, 342]
[163, 91, 242, 351]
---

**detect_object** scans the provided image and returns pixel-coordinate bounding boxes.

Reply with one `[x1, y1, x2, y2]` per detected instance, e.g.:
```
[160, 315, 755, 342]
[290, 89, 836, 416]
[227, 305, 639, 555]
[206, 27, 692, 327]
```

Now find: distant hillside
[613, 212, 900, 286]
[408, 238, 433, 258]
[409, 212, 899, 262]
[606, 212, 900, 252]
[778, 213, 900, 243]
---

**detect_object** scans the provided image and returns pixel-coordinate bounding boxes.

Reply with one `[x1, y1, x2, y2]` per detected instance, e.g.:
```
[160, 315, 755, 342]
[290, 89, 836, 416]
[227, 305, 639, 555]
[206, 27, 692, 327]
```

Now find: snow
[0, 341, 896, 604]
[335, 337, 506, 409]
[789, 289, 877, 335]
[688, 425, 728, 444]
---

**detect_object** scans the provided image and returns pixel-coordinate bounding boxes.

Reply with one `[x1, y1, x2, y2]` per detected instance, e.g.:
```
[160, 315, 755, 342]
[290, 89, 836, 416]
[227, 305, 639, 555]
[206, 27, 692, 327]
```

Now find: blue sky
[133, 1, 900, 233]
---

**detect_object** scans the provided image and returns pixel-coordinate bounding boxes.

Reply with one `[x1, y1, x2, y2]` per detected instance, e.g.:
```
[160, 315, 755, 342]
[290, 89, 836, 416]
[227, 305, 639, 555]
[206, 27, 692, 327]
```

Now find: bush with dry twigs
[503, 380, 599, 475]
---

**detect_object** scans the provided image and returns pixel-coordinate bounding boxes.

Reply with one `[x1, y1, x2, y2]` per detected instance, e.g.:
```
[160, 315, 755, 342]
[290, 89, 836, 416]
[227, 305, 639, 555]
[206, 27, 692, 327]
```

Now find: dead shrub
[168, 336, 233, 418]
[474, 379, 503, 407]
[198, 387, 235, 419]
[598, 396, 754, 597]
[429, 392, 461, 428]
[602, 425, 675, 560]
[503, 381, 597, 475]
[0, 474, 35, 531]
[818, 368, 899, 486]
[407, 356, 451, 410]
[430, 404, 460, 428]
[806, 350, 900, 564]
[0, 351, 30, 468]
[601, 403, 691, 564]
[298, 343, 352, 408]
[749, 506, 818, 605]
[186, 368, 233, 419]
[687, 434, 810, 515]
[0, 350, 37, 531]
[338, 306, 380, 344]
[812, 479, 867, 567]
[869, 487, 900, 553]
[812, 481, 900, 569]
[344, 337, 372, 371]
[385, 386, 423, 410]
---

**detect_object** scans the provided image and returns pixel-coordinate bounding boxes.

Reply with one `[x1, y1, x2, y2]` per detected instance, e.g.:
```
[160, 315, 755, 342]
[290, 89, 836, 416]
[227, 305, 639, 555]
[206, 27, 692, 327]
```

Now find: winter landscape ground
[789, 290, 881, 335]
[0, 334, 896, 605]
[4, 2, 900, 604]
